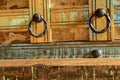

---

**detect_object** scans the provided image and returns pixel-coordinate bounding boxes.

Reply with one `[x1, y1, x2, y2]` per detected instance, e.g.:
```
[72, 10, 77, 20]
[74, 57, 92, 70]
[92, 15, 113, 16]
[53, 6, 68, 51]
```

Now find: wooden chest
[0, 0, 120, 80]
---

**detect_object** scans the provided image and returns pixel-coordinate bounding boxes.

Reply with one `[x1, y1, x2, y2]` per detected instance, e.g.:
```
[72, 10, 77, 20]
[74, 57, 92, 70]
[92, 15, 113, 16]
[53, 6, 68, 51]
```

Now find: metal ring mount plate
[28, 14, 48, 38]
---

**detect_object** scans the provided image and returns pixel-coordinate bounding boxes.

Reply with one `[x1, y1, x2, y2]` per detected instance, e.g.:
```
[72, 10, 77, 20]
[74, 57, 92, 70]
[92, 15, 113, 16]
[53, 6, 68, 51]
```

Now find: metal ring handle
[28, 14, 48, 37]
[89, 9, 111, 33]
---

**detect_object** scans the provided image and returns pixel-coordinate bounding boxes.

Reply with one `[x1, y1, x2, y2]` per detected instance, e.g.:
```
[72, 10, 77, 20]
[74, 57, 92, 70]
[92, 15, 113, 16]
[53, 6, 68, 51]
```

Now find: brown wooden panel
[115, 26, 120, 39]
[0, 0, 29, 9]
[52, 25, 89, 41]
[50, 6, 88, 23]
[50, 0, 89, 41]
[0, 59, 120, 67]
[0, 14, 29, 27]
[1, 61, 120, 80]
[0, 1, 30, 44]
[1, 67, 32, 79]
[51, 0, 88, 8]
[0, 9, 29, 30]
[0, 66, 120, 80]
[0, 9, 30, 44]
[0, 32, 30, 44]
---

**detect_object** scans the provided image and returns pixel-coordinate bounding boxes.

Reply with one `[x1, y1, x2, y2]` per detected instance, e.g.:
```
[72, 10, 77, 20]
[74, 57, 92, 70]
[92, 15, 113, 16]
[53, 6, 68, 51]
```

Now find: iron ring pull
[89, 8, 111, 33]
[28, 13, 48, 37]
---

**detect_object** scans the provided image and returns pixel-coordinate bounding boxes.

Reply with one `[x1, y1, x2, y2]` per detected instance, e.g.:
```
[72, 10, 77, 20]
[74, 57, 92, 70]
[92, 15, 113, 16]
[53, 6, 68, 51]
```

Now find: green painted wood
[0, 42, 120, 59]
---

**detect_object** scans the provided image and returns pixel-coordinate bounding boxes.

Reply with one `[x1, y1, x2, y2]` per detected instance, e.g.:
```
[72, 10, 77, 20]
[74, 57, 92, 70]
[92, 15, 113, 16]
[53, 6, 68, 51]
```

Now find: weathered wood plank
[0, 32, 29, 44]
[51, 0, 88, 7]
[50, 0, 89, 41]
[52, 25, 89, 41]
[50, 6, 89, 23]
[0, 65, 120, 80]
[0, 9, 31, 43]
[0, 0, 29, 9]
[0, 59, 120, 67]
[0, 9, 29, 30]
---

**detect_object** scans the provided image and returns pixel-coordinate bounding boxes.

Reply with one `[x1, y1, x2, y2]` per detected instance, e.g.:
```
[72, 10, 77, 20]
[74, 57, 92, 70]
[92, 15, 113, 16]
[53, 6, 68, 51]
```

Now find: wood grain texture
[0, 59, 120, 67]
[50, 3, 89, 41]
[0, 0, 28, 9]
[0, 59, 120, 80]
[0, 65, 120, 80]
[96, 0, 108, 40]
[0, 0, 116, 43]
[52, 25, 89, 41]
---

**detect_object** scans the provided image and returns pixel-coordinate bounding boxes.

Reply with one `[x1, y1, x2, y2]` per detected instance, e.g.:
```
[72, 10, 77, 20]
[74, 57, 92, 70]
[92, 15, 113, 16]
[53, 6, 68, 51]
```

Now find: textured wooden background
[0, 65, 120, 79]
[0, 0, 119, 80]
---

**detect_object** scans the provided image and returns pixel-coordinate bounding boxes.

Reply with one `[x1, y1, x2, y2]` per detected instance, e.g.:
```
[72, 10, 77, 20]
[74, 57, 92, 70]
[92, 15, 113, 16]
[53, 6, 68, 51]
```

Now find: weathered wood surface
[0, 0, 88, 43]
[51, 6, 89, 41]
[1, 0, 120, 43]
[0, 32, 29, 44]
[0, 0, 30, 44]
[0, 64, 120, 80]
[0, 59, 119, 80]
[114, 0, 120, 40]
[0, 0, 120, 80]
[1, 59, 120, 67]
[50, 0, 89, 42]
[0, 0, 119, 43]
[1, 42, 120, 59]
[0, 0, 28, 9]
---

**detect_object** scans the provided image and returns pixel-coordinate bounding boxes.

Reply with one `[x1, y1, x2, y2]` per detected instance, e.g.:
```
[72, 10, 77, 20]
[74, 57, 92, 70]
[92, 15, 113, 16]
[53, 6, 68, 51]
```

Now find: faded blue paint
[114, 10, 120, 21]
[70, 11, 78, 21]
[51, 6, 89, 24]
[84, 6, 89, 22]
[10, 16, 29, 26]
[114, 1, 120, 7]
[114, 0, 120, 27]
